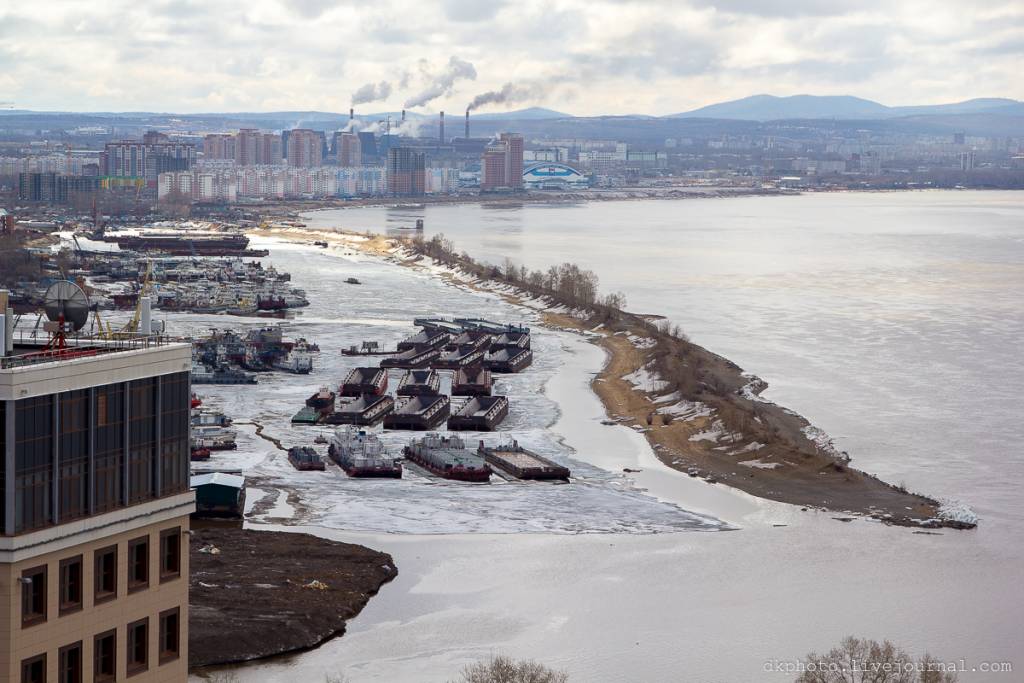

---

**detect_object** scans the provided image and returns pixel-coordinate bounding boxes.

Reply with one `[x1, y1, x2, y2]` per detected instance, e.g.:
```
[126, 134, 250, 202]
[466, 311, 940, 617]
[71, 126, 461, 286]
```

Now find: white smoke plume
[467, 81, 549, 112]
[351, 81, 392, 106]
[404, 56, 477, 109]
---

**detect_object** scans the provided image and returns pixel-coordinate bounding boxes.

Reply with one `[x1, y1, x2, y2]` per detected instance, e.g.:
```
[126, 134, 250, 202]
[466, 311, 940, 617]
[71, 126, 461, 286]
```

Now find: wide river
[289, 191, 1024, 681]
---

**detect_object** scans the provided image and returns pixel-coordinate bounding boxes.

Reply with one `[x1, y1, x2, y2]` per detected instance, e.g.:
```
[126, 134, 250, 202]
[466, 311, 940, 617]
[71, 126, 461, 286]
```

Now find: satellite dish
[44, 281, 90, 332]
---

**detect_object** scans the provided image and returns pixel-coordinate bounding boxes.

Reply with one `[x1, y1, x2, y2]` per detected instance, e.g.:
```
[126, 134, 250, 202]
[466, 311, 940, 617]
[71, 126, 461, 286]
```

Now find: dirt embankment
[544, 310, 972, 529]
[189, 524, 397, 669]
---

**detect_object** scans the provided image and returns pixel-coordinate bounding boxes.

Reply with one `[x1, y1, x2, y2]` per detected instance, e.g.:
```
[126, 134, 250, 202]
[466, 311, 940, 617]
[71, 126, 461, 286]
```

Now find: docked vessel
[340, 367, 388, 396]
[451, 364, 493, 396]
[191, 361, 257, 385]
[402, 433, 491, 482]
[327, 394, 395, 427]
[287, 446, 325, 471]
[433, 343, 487, 370]
[484, 347, 533, 373]
[273, 340, 314, 374]
[384, 395, 450, 430]
[396, 369, 441, 396]
[192, 424, 238, 451]
[381, 346, 441, 369]
[477, 440, 571, 480]
[328, 426, 403, 478]
[447, 395, 509, 431]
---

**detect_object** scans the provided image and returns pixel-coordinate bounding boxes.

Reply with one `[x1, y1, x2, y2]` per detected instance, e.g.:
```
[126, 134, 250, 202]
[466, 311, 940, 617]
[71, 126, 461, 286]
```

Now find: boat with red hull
[402, 433, 491, 482]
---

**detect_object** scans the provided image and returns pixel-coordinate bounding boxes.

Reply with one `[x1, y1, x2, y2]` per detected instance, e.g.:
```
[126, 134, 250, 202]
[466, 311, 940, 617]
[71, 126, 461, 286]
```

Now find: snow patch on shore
[801, 425, 847, 460]
[938, 500, 979, 526]
[739, 374, 772, 403]
[621, 363, 669, 393]
[739, 458, 780, 469]
[657, 400, 711, 421]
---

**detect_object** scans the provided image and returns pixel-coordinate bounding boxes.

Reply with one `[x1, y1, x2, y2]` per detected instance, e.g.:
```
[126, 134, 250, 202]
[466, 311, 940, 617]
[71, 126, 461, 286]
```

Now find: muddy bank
[189, 524, 397, 669]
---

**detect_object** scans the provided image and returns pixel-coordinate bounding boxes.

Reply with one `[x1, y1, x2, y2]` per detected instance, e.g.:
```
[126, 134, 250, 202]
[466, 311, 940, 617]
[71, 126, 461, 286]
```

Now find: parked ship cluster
[292, 318, 530, 431]
[191, 326, 318, 384]
[190, 394, 238, 461]
[80, 252, 309, 316]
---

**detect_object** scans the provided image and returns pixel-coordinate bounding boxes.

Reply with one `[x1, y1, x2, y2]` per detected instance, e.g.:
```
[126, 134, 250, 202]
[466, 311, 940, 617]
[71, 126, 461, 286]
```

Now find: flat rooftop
[2, 334, 183, 371]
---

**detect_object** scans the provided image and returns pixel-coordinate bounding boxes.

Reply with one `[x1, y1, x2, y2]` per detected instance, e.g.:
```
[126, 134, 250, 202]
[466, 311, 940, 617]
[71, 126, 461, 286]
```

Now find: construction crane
[115, 260, 154, 336]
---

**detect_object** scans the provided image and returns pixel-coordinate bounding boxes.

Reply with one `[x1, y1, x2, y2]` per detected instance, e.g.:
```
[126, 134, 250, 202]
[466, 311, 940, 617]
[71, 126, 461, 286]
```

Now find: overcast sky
[1, 0, 1021, 115]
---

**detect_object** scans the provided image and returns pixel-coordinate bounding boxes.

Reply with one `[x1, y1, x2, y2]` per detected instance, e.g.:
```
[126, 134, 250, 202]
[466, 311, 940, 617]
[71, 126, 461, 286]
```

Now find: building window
[94, 630, 116, 683]
[59, 555, 83, 615]
[15, 395, 54, 532]
[159, 607, 181, 663]
[160, 527, 182, 581]
[127, 617, 149, 676]
[21, 653, 46, 683]
[94, 545, 117, 603]
[128, 536, 149, 592]
[59, 642, 83, 683]
[21, 564, 47, 627]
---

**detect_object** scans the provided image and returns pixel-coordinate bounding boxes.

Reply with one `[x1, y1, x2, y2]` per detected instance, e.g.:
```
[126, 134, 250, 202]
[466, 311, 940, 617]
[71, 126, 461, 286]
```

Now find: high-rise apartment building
[203, 134, 236, 161]
[480, 133, 524, 192]
[386, 147, 425, 196]
[234, 129, 282, 166]
[286, 129, 323, 168]
[103, 134, 195, 185]
[0, 318, 194, 682]
[333, 132, 362, 167]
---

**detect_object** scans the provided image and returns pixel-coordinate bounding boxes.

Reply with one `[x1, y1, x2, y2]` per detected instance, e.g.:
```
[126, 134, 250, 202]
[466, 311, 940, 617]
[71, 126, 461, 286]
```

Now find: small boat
[345, 277, 361, 285]
[288, 446, 325, 471]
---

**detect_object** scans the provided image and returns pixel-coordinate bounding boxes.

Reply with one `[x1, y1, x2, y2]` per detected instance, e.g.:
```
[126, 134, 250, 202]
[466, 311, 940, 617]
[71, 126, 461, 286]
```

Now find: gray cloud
[351, 80, 392, 105]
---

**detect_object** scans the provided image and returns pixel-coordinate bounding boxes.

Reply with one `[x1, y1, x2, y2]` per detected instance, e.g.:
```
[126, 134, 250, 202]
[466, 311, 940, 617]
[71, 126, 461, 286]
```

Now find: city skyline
[1, 1, 1022, 115]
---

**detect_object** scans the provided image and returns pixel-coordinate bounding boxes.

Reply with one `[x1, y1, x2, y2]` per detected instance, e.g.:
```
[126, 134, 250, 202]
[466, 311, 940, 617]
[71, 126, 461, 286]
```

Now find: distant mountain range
[668, 94, 1024, 121]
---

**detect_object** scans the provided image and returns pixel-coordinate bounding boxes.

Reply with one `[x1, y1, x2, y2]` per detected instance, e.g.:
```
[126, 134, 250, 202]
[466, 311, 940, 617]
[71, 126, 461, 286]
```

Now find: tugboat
[402, 433, 491, 482]
[328, 426, 403, 478]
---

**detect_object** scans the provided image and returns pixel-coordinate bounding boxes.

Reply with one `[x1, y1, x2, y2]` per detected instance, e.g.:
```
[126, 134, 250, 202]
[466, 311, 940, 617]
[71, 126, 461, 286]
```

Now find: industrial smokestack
[349, 108, 354, 121]
[401, 109, 406, 123]
[439, 111, 445, 144]
[465, 110, 470, 139]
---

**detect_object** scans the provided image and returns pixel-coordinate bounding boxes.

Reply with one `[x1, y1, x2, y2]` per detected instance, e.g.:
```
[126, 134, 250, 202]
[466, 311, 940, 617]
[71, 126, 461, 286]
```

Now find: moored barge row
[453, 318, 530, 335]
[384, 395, 451, 430]
[381, 346, 441, 369]
[340, 366, 388, 396]
[447, 396, 510, 431]
[491, 330, 531, 352]
[328, 427, 403, 478]
[484, 347, 534, 373]
[477, 440, 571, 480]
[396, 369, 441, 396]
[327, 394, 395, 426]
[403, 433, 492, 482]
[445, 330, 493, 351]
[287, 446, 326, 471]
[451, 364, 493, 396]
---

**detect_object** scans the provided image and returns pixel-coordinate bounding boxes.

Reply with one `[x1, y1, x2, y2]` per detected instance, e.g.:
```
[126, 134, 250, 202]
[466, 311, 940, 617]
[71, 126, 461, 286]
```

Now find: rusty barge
[396, 369, 441, 396]
[340, 367, 388, 396]
[447, 396, 510, 431]
[477, 440, 571, 480]
[287, 446, 325, 471]
[451, 364, 493, 396]
[384, 395, 450, 430]
[327, 394, 395, 427]
[402, 434, 491, 482]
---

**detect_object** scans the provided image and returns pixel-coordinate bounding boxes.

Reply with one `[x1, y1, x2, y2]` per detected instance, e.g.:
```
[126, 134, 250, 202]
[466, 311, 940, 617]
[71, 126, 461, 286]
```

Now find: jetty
[447, 395, 509, 431]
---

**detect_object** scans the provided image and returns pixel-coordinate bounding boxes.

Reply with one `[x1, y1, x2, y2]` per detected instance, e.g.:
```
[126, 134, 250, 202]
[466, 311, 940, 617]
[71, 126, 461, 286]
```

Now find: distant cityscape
[1, 96, 1023, 221]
